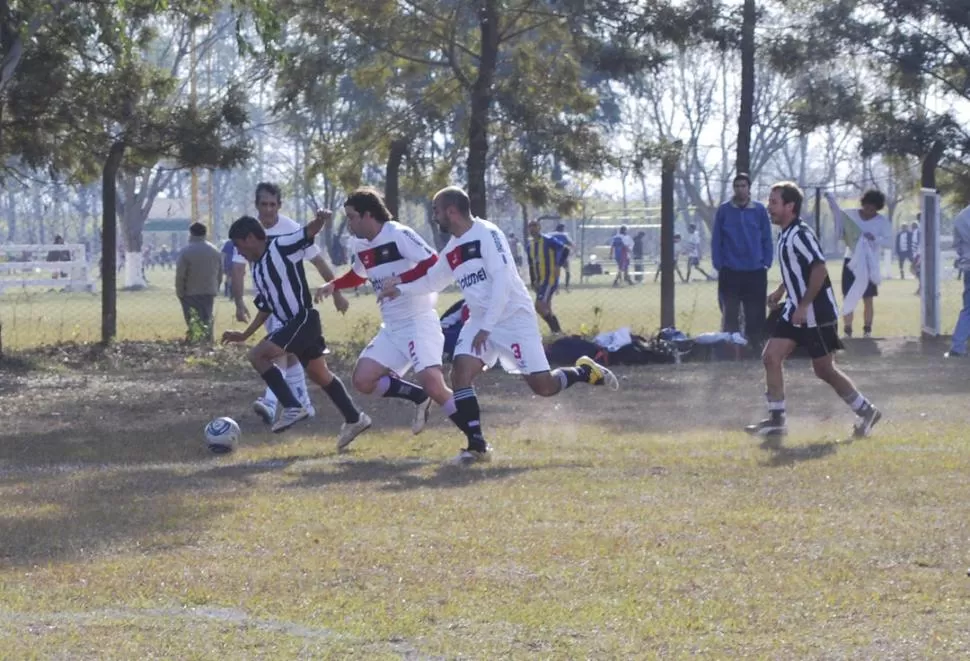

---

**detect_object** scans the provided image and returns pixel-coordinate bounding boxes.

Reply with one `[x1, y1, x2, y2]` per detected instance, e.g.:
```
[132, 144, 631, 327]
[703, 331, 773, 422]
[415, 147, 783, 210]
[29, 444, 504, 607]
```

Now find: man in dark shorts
[746, 181, 882, 439]
[221, 211, 371, 447]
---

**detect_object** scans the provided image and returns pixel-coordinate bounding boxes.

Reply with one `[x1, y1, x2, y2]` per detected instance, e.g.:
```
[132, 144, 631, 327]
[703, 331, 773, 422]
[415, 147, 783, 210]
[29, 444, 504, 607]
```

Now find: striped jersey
[527, 234, 568, 289]
[252, 229, 315, 324]
[777, 218, 839, 327]
[346, 221, 439, 324]
[396, 218, 534, 332]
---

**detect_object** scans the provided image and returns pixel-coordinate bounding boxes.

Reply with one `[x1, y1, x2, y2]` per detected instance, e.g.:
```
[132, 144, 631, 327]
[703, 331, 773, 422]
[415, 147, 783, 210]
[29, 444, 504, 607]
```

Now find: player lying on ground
[379, 186, 620, 466]
[315, 187, 453, 451]
[222, 210, 372, 449]
[747, 182, 882, 439]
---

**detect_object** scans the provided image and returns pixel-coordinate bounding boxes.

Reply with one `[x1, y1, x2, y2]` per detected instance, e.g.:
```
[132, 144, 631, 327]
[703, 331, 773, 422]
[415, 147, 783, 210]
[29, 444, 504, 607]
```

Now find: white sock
[286, 362, 311, 408]
[262, 386, 278, 410]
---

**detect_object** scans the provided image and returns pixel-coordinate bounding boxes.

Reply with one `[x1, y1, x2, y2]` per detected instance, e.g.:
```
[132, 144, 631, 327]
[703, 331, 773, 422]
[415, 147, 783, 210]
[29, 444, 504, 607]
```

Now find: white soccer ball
[204, 417, 241, 454]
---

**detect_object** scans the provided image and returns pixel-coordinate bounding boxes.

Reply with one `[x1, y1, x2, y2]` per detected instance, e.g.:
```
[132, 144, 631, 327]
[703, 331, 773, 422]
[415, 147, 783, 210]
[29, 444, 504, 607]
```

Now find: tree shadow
[757, 435, 847, 467]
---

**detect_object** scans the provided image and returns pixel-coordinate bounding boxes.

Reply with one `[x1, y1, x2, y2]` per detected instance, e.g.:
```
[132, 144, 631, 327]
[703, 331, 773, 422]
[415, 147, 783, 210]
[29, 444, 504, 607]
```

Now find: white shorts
[455, 311, 550, 375]
[359, 310, 444, 376]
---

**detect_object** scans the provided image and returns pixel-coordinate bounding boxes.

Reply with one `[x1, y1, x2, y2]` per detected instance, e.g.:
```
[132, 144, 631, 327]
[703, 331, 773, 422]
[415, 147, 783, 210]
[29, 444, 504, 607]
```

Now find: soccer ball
[204, 417, 241, 454]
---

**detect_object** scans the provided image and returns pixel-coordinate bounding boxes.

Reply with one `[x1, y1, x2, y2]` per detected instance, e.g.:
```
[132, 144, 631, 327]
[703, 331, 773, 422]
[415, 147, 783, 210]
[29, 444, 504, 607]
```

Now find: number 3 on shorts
[511, 343, 522, 360]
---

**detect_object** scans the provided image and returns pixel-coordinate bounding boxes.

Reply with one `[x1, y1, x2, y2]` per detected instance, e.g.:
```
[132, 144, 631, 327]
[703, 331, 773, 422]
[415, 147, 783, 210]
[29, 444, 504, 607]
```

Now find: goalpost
[919, 188, 942, 336]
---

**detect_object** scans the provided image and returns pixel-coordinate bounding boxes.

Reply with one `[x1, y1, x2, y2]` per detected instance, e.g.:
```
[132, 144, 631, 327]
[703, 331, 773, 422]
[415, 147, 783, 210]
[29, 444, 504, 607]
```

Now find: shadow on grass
[757, 435, 847, 467]
[284, 458, 540, 492]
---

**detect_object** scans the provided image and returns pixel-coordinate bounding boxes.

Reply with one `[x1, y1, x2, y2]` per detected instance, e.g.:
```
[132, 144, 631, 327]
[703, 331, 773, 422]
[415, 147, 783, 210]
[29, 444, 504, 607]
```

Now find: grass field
[0, 338, 968, 658]
[0, 262, 965, 349]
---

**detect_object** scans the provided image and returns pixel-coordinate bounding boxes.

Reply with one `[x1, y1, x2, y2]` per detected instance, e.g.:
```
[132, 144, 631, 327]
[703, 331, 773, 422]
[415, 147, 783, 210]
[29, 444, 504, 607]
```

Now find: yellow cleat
[575, 356, 620, 391]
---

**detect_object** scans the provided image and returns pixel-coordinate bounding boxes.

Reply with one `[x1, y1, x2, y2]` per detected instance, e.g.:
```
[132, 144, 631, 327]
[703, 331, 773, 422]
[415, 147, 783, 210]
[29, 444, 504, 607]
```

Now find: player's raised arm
[317, 253, 368, 301]
[394, 227, 440, 284]
[480, 228, 512, 333]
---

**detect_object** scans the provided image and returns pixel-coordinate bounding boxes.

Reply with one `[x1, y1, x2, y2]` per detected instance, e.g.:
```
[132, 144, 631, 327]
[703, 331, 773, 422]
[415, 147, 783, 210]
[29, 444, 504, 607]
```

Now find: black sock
[863, 325, 872, 334]
[554, 365, 592, 390]
[453, 387, 486, 450]
[261, 367, 302, 408]
[324, 376, 361, 423]
[543, 313, 562, 333]
[378, 375, 428, 404]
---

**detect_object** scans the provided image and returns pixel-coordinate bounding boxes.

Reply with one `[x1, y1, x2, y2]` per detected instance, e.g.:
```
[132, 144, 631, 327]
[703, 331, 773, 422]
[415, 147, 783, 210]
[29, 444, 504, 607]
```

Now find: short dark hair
[770, 181, 804, 217]
[734, 172, 752, 186]
[255, 182, 282, 205]
[228, 216, 266, 242]
[860, 189, 885, 211]
[435, 186, 471, 217]
[345, 187, 392, 223]
[555, 223, 566, 232]
[189, 222, 206, 237]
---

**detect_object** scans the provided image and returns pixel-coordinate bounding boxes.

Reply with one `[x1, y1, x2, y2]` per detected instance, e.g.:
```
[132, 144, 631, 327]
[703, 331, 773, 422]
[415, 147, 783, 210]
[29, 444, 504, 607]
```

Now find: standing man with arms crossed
[380, 187, 619, 465]
[232, 182, 349, 425]
[526, 219, 568, 334]
[746, 182, 881, 439]
[222, 211, 371, 444]
[315, 187, 452, 449]
[712, 173, 774, 348]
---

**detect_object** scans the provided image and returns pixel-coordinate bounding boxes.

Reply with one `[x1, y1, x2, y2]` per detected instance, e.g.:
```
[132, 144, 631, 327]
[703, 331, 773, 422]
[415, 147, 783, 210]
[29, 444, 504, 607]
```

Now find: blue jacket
[711, 200, 773, 272]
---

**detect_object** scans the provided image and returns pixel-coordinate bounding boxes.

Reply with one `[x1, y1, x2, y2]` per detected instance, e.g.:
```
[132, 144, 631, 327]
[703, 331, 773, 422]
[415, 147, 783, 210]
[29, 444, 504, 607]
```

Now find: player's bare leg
[305, 357, 371, 450]
[247, 340, 308, 433]
[745, 337, 796, 437]
[535, 299, 562, 334]
[351, 357, 437, 435]
[862, 297, 874, 337]
[445, 355, 491, 464]
[811, 354, 881, 438]
[843, 310, 854, 338]
[413, 366, 452, 434]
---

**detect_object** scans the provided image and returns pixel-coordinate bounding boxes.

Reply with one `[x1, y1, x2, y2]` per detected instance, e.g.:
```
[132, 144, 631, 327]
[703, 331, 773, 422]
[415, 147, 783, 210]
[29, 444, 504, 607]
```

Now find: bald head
[434, 186, 471, 218]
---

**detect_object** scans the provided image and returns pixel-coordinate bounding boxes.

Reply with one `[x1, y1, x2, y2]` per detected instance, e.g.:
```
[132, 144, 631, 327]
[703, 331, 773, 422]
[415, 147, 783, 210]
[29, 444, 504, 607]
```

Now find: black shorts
[772, 319, 843, 359]
[267, 309, 327, 366]
[842, 258, 878, 298]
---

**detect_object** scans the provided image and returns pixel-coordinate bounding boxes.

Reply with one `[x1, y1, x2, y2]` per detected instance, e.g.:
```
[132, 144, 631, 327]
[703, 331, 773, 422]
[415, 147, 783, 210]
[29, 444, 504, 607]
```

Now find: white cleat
[337, 412, 373, 452]
[575, 356, 620, 391]
[253, 398, 277, 425]
[271, 406, 309, 433]
[447, 445, 493, 466]
[412, 397, 432, 435]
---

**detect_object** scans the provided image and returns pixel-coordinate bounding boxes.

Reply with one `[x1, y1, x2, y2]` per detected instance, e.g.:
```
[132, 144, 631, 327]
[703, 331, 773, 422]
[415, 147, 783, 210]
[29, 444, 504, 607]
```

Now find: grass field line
[0, 605, 345, 641]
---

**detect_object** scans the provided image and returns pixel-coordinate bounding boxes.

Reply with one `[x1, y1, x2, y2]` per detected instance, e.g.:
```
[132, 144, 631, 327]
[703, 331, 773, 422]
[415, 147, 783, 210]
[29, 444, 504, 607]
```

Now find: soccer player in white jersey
[231, 182, 349, 426]
[379, 186, 619, 465]
[315, 187, 453, 449]
[222, 211, 372, 446]
[746, 182, 881, 439]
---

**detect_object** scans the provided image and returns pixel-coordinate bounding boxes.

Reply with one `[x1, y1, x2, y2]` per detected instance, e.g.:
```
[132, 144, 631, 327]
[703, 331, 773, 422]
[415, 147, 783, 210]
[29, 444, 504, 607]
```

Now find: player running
[379, 186, 619, 465]
[315, 187, 454, 450]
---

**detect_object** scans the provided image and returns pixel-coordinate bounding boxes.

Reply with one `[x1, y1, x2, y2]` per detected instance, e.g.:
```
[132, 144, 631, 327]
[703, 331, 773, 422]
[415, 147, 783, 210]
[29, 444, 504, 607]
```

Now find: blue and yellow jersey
[528, 234, 568, 288]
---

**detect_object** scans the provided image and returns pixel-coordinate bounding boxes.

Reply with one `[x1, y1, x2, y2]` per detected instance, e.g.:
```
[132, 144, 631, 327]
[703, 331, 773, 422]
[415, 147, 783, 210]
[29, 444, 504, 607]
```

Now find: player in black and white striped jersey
[746, 181, 882, 440]
[222, 211, 372, 445]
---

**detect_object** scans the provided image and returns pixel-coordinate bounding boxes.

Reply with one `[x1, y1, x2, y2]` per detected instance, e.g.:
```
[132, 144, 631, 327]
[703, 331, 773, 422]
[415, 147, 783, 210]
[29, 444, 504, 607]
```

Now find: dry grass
[0, 340, 968, 658]
[0, 263, 964, 349]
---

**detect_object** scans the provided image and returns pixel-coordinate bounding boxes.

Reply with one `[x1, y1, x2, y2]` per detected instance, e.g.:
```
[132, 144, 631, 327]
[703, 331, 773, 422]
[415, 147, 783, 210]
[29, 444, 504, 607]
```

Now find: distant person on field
[712, 173, 774, 346]
[632, 231, 645, 283]
[684, 223, 713, 282]
[911, 220, 922, 295]
[895, 223, 913, 279]
[220, 238, 235, 298]
[550, 223, 575, 291]
[46, 235, 71, 279]
[611, 225, 634, 287]
[654, 233, 687, 283]
[175, 223, 223, 342]
[526, 220, 569, 333]
[945, 206, 970, 358]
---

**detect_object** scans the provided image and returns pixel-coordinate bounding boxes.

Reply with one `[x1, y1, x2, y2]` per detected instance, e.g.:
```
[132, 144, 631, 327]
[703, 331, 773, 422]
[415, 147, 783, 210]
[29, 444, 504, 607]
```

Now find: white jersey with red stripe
[396, 217, 534, 332]
[344, 221, 439, 324]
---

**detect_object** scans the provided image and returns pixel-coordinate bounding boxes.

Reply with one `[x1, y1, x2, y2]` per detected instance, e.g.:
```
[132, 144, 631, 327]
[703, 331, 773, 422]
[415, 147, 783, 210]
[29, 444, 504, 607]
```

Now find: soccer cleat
[412, 397, 432, 435]
[744, 418, 788, 437]
[853, 406, 882, 438]
[844, 327, 853, 338]
[337, 412, 373, 452]
[271, 406, 309, 433]
[253, 398, 276, 425]
[447, 445, 493, 466]
[944, 351, 966, 359]
[575, 356, 620, 391]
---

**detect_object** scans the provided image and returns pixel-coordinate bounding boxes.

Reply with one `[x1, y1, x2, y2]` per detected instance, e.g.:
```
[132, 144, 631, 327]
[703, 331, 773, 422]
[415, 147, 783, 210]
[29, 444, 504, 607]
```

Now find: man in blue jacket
[712, 173, 774, 347]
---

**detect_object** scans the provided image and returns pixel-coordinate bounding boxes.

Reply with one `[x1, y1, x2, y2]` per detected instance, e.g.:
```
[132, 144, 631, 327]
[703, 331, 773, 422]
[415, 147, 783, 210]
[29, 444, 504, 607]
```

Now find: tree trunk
[736, 0, 756, 174]
[921, 141, 946, 189]
[466, 0, 499, 218]
[5, 186, 16, 241]
[102, 141, 126, 344]
[385, 137, 409, 219]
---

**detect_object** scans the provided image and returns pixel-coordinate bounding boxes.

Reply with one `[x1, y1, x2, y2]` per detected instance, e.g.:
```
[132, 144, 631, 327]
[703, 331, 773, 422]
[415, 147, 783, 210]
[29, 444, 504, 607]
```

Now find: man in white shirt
[825, 189, 892, 338]
[611, 226, 635, 286]
[316, 187, 453, 450]
[231, 182, 349, 425]
[684, 223, 713, 282]
[379, 186, 619, 465]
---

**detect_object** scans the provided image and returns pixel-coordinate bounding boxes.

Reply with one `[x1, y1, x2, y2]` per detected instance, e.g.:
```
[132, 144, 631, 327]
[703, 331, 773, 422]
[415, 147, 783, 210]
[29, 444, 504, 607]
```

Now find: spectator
[508, 232, 524, 268]
[712, 173, 774, 347]
[945, 204, 970, 358]
[911, 220, 922, 295]
[175, 223, 222, 342]
[46, 235, 71, 279]
[684, 223, 714, 282]
[632, 231, 646, 283]
[550, 223, 576, 291]
[895, 223, 913, 279]
[654, 233, 687, 283]
[220, 238, 235, 298]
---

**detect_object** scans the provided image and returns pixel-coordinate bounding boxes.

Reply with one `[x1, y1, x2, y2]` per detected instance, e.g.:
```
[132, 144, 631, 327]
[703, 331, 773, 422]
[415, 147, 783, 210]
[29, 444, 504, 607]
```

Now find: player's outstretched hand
[235, 304, 250, 323]
[471, 330, 490, 355]
[315, 282, 334, 303]
[221, 330, 247, 345]
[767, 289, 784, 310]
[332, 290, 349, 314]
